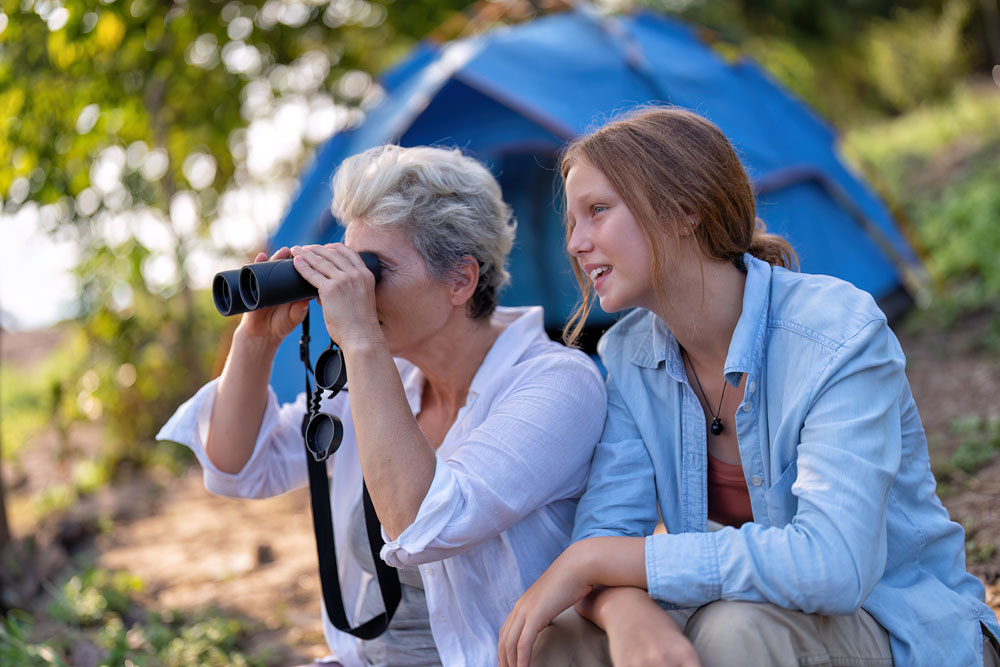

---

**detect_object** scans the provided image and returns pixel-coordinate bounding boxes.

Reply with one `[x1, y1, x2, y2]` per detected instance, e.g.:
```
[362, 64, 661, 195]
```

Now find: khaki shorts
[533, 601, 1000, 667]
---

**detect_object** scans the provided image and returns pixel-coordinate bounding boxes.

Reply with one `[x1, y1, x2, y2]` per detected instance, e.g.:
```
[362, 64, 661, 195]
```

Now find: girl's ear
[678, 214, 699, 237]
[450, 256, 480, 307]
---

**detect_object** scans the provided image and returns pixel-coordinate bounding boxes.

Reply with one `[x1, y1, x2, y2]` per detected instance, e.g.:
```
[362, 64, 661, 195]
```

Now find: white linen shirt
[157, 306, 606, 667]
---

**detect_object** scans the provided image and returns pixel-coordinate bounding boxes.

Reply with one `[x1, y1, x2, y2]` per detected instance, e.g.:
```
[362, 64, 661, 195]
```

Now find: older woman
[157, 145, 606, 666]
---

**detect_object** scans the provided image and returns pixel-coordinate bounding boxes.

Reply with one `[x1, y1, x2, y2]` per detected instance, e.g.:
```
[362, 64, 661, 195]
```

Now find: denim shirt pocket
[765, 459, 798, 527]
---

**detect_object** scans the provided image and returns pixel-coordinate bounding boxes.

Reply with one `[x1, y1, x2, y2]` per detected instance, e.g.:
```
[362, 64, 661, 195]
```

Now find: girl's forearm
[574, 536, 648, 589]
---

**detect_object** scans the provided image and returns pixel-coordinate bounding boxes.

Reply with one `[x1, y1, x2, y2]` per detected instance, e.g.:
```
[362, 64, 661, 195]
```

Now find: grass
[0, 351, 69, 462]
[841, 81, 1000, 195]
[1, 567, 271, 667]
[842, 81, 1000, 325]
[930, 414, 1000, 492]
[949, 416, 1000, 475]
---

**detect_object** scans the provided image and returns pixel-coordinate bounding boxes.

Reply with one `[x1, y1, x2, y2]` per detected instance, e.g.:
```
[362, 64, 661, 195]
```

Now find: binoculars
[213, 252, 382, 316]
[212, 251, 382, 462]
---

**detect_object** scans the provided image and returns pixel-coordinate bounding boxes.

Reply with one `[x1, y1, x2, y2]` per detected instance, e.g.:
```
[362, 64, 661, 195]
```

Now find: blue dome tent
[265, 6, 926, 402]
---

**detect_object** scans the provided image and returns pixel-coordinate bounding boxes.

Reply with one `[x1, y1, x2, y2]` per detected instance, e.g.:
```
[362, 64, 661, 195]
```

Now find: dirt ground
[2, 314, 999, 664]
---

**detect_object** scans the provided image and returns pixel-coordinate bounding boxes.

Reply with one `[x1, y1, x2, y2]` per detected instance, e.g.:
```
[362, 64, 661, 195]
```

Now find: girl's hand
[590, 588, 701, 667]
[238, 247, 310, 343]
[498, 542, 596, 667]
[290, 243, 382, 350]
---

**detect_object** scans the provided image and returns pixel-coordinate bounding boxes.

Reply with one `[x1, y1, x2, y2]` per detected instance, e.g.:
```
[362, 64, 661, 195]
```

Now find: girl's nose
[567, 223, 592, 256]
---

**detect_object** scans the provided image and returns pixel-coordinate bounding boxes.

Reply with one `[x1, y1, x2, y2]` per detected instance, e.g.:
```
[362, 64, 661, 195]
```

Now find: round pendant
[710, 418, 724, 436]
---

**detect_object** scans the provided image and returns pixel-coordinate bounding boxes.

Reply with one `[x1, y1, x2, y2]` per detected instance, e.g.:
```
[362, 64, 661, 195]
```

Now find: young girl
[498, 108, 1000, 667]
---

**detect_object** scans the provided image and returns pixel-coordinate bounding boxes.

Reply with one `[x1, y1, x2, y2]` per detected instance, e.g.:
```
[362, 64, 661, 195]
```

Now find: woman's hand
[499, 540, 598, 667]
[291, 243, 382, 351]
[238, 247, 310, 343]
[582, 587, 701, 667]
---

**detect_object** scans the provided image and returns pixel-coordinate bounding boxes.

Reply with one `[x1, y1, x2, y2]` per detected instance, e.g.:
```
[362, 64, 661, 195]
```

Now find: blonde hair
[332, 145, 516, 318]
[561, 106, 797, 345]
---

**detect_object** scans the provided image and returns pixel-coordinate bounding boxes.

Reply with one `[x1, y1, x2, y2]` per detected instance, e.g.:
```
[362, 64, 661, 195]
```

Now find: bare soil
[2, 315, 999, 664]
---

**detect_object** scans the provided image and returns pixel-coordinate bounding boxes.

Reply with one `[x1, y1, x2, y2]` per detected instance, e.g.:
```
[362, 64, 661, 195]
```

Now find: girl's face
[565, 160, 657, 314]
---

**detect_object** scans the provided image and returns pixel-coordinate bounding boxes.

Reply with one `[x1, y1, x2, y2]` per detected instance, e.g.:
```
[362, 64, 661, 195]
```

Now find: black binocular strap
[300, 310, 401, 640]
[305, 455, 402, 639]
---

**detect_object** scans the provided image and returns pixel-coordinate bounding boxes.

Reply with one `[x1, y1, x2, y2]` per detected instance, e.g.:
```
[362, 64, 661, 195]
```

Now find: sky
[0, 90, 335, 332]
[1, 204, 80, 331]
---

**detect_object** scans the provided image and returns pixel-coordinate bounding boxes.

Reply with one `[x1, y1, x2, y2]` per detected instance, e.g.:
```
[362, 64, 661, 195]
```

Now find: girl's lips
[593, 267, 612, 291]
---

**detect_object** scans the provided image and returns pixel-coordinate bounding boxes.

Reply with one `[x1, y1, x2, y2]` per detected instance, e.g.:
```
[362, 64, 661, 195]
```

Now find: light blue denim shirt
[573, 254, 1000, 666]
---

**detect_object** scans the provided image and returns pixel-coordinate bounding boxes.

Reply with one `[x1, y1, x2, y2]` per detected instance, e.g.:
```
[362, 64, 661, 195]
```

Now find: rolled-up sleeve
[381, 358, 607, 567]
[646, 319, 904, 614]
[156, 378, 314, 498]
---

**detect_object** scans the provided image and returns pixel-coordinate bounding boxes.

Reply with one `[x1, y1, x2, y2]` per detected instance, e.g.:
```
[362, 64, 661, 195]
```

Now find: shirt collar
[723, 253, 772, 386]
[630, 253, 772, 387]
[466, 305, 546, 400]
[398, 306, 545, 412]
[630, 313, 685, 380]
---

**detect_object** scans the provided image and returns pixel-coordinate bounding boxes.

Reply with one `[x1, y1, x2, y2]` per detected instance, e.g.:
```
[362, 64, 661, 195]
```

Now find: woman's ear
[450, 256, 480, 307]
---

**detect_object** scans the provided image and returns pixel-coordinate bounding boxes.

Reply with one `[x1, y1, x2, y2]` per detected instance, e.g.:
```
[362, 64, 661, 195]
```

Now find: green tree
[0, 0, 471, 537]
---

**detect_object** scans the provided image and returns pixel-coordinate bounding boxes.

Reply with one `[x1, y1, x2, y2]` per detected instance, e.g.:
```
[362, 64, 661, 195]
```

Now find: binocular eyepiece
[213, 252, 382, 316]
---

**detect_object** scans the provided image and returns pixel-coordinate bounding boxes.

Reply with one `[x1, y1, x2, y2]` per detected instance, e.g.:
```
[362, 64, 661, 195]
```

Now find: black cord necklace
[683, 348, 726, 436]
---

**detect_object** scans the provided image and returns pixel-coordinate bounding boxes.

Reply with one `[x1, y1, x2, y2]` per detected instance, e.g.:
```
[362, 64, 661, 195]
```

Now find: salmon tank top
[707, 453, 753, 527]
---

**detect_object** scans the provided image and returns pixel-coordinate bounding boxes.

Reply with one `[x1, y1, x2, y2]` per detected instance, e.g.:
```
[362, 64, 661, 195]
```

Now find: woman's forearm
[205, 325, 282, 474]
[343, 340, 437, 540]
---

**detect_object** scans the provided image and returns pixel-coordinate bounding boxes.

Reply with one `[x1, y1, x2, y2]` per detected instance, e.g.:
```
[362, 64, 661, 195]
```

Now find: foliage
[842, 83, 1000, 319]
[963, 517, 1000, 565]
[948, 415, 1000, 474]
[0, 344, 70, 461]
[861, 0, 972, 113]
[643, 0, 988, 123]
[0, 567, 268, 666]
[0, 0, 471, 474]
[0, 610, 67, 667]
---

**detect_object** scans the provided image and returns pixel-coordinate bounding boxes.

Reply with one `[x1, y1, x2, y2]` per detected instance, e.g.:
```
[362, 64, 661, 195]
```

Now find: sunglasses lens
[305, 412, 343, 460]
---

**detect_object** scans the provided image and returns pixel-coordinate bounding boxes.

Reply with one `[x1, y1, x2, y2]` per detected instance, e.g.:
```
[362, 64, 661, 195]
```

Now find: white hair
[331, 145, 516, 318]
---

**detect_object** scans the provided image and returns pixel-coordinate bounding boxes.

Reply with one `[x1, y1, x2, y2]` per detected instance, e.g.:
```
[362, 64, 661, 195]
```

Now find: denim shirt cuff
[645, 532, 722, 608]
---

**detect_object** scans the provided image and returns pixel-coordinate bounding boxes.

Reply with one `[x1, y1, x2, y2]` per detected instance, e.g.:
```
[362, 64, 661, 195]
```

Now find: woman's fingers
[240, 247, 307, 339]
[289, 243, 379, 349]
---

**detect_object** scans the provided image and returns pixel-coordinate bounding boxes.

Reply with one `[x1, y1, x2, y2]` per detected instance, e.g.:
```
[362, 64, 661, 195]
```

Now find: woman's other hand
[239, 247, 310, 343]
[291, 243, 381, 351]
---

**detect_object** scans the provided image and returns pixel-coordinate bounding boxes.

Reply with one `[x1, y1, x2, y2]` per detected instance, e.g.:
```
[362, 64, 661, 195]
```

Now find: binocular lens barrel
[213, 269, 249, 316]
[239, 259, 313, 311]
[212, 251, 381, 316]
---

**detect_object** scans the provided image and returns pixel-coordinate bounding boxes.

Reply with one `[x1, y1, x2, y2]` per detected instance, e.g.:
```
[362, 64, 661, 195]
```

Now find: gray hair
[331, 145, 516, 319]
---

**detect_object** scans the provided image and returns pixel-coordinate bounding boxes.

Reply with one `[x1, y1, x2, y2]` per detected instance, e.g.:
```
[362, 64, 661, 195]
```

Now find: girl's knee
[685, 601, 790, 667]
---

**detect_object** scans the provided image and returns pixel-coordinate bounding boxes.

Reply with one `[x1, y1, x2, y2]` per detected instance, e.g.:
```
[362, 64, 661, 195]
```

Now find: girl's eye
[592, 205, 607, 216]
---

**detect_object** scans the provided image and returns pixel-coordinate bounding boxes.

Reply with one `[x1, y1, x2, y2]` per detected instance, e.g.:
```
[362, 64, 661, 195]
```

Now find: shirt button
[742, 401, 753, 412]
[747, 379, 757, 394]
[750, 475, 763, 487]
